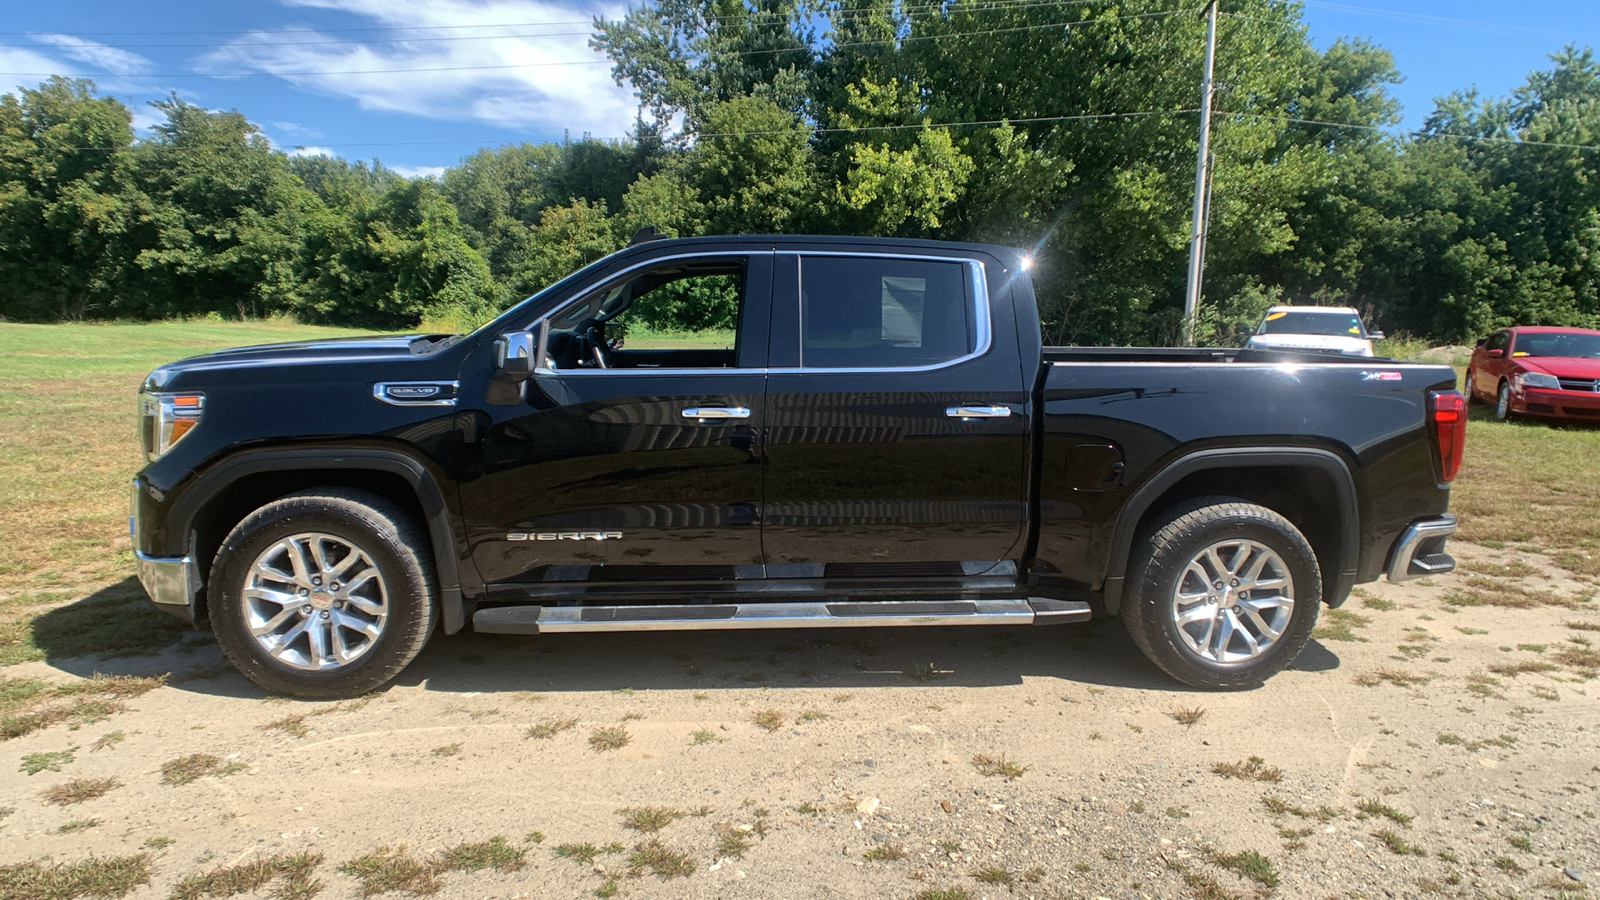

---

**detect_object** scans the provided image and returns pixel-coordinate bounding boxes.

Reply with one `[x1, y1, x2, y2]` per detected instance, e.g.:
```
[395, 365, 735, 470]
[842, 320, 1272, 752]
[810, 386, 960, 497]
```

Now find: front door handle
[946, 405, 1012, 419]
[681, 406, 751, 420]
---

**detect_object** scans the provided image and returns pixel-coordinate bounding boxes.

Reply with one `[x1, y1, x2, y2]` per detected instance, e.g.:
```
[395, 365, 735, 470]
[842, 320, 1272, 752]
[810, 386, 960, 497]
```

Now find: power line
[0, 0, 1179, 41]
[1226, 110, 1600, 152]
[0, 9, 1195, 79]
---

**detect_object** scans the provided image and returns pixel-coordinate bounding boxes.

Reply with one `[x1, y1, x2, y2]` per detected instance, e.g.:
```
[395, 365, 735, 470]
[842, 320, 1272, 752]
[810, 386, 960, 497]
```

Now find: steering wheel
[583, 323, 611, 369]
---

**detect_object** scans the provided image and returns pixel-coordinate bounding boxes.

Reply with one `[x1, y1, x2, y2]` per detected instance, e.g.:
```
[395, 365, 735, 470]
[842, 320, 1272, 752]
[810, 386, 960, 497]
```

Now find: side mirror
[1368, 330, 1384, 340]
[1486, 348, 1504, 359]
[494, 331, 535, 381]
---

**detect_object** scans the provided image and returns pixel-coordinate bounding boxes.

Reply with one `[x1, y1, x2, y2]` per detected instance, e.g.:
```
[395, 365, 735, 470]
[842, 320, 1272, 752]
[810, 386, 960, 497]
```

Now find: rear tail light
[1428, 390, 1466, 482]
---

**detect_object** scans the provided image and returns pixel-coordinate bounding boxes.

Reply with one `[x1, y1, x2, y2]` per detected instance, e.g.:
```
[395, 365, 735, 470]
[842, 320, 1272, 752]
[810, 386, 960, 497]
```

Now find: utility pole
[1182, 0, 1218, 347]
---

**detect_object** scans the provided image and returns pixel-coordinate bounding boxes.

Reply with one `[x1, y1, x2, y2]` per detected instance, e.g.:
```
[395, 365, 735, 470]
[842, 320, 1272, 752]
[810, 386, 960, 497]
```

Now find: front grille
[1557, 378, 1600, 392]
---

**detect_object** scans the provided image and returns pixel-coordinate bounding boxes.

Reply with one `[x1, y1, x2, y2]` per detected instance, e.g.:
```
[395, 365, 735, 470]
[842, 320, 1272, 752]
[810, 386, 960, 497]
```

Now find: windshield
[1514, 332, 1600, 359]
[1256, 310, 1366, 337]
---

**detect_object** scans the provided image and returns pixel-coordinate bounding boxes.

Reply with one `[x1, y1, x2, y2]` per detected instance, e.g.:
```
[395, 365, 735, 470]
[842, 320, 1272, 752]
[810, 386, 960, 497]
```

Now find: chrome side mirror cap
[494, 331, 535, 381]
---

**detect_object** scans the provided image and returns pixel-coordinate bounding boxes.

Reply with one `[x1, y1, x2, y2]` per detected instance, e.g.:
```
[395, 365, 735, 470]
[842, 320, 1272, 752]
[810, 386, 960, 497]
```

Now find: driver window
[542, 260, 746, 371]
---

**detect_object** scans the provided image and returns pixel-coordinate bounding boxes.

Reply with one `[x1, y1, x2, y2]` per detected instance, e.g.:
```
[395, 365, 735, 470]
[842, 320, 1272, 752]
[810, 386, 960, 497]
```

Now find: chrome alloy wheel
[242, 532, 388, 671]
[1171, 539, 1295, 664]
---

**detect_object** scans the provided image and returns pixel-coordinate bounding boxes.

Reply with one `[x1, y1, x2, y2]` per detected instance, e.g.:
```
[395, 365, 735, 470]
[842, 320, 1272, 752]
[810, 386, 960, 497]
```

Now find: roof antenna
[629, 226, 669, 246]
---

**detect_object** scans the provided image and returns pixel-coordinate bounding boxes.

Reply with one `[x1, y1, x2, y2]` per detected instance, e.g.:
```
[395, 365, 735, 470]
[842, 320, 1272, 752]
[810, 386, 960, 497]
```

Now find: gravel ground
[2, 540, 1597, 900]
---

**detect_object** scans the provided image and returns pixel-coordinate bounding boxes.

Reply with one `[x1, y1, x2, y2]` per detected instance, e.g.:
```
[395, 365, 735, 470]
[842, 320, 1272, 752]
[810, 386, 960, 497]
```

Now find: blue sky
[2, 0, 1597, 175]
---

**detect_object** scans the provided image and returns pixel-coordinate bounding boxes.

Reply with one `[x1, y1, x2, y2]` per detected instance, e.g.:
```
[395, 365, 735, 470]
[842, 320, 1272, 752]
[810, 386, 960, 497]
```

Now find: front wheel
[1495, 380, 1513, 421]
[208, 489, 438, 698]
[1121, 498, 1321, 690]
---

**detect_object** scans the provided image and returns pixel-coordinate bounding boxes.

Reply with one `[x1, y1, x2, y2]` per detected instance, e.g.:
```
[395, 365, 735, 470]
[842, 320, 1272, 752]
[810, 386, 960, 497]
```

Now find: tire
[208, 488, 438, 698]
[1121, 497, 1321, 690]
[1464, 370, 1478, 404]
[1495, 380, 1513, 421]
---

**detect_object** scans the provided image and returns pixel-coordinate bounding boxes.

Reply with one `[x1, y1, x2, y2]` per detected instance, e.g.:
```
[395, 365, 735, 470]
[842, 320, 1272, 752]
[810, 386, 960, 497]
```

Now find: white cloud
[0, 47, 72, 93]
[30, 34, 153, 76]
[391, 163, 448, 179]
[204, 0, 639, 138]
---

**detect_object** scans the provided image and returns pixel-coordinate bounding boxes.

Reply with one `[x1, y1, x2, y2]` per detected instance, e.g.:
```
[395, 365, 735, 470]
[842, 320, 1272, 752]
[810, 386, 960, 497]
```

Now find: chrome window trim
[531, 250, 761, 377]
[529, 250, 994, 377]
[785, 252, 991, 375]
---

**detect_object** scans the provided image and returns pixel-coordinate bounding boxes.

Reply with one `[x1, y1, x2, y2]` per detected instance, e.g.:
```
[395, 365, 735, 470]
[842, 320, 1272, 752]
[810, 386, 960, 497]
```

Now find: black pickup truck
[132, 234, 1464, 698]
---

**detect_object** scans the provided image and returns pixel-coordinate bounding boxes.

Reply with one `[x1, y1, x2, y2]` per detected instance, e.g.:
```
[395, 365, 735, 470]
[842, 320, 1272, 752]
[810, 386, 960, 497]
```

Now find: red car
[1466, 326, 1600, 421]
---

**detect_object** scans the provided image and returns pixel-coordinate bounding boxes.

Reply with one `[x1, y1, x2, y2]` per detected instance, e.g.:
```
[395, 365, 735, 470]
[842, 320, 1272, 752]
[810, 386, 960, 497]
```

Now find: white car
[1245, 305, 1381, 357]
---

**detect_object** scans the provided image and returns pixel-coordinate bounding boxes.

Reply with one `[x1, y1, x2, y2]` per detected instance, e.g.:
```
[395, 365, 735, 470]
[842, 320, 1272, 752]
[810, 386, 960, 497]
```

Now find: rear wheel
[1464, 370, 1478, 404]
[1121, 498, 1321, 690]
[208, 489, 437, 698]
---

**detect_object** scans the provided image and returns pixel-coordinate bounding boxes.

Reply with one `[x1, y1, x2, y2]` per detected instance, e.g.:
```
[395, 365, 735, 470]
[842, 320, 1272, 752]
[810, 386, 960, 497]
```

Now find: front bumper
[132, 478, 198, 625]
[1520, 387, 1600, 419]
[1386, 514, 1457, 583]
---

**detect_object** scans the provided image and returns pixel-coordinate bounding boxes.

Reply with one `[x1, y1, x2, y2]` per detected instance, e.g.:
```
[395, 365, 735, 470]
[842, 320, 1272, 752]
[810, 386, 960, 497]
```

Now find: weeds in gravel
[913, 888, 972, 900]
[971, 865, 1014, 885]
[431, 743, 462, 758]
[1493, 855, 1526, 874]
[89, 730, 125, 752]
[618, 807, 685, 833]
[690, 728, 725, 745]
[752, 709, 785, 732]
[161, 753, 245, 786]
[1361, 596, 1398, 611]
[1171, 863, 1236, 900]
[716, 832, 753, 859]
[1354, 667, 1430, 687]
[1567, 620, 1600, 632]
[1508, 835, 1533, 852]
[41, 776, 119, 805]
[588, 726, 630, 752]
[172, 852, 324, 900]
[1356, 798, 1414, 826]
[800, 709, 830, 722]
[0, 674, 166, 742]
[340, 846, 440, 897]
[862, 844, 906, 861]
[1374, 829, 1425, 855]
[56, 818, 101, 834]
[1211, 756, 1283, 782]
[553, 843, 624, 866]
[626, 840, 695, 879]
[1170, 706, 1206, 728]
[526, 718, 578, 740]
[971, 753, 1029, 780]
[438, 837, 526, 873]
[1489, 659, 1560, 676]
[1555, 642, 1600, 678]
[260, 714, 309, 738]
[20, 748, 74, 775]
[1203, 848, 1278, 889]
[906, 662, 945, 682]
[0, 853, 152, 900]
[1313, 609, 1371, 642]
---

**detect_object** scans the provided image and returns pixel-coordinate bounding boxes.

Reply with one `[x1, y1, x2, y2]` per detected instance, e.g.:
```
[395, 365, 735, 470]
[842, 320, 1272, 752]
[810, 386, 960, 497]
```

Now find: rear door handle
[681, 406, 751, 420]
[946, 405, 1012, 419]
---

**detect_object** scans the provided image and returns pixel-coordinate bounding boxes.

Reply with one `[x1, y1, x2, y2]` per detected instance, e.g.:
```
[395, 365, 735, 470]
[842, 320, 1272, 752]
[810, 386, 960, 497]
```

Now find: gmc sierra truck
[132, 234, 1464, 698]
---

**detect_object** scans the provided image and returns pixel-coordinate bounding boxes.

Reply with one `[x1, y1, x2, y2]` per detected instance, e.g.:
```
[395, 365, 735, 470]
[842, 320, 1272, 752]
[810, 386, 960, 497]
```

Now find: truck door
[460, 252, 771, 589]
[761, 252, 1029, 578]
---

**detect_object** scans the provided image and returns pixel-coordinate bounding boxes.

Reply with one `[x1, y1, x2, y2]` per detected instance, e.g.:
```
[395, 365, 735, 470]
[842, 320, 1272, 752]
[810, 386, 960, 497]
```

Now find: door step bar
[472, 598, 1091, 635]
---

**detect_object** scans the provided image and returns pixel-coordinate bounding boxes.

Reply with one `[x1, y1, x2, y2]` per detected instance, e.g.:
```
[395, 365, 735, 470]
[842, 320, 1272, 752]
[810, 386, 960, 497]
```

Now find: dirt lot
[1, 324, 1597, 899]
[3, 546, 1597, 900]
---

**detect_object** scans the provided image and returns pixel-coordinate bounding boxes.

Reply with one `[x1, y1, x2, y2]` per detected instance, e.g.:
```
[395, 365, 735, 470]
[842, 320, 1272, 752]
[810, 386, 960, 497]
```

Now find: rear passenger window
[799, 256, 974, 368]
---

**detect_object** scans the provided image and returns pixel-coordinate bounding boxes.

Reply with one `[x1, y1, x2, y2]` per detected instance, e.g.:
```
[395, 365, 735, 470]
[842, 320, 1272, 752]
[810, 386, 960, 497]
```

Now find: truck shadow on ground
[32, 579, 1344, 699]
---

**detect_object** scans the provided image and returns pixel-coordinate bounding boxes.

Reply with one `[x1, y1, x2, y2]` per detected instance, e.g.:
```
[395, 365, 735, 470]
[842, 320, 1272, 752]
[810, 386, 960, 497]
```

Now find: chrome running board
[472, 598, 1090, 634]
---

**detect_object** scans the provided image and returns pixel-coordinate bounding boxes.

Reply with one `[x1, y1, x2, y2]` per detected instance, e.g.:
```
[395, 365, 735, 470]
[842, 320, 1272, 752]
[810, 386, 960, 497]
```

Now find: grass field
[0, 321, 1593, 664]
[0, 321, 380, 665]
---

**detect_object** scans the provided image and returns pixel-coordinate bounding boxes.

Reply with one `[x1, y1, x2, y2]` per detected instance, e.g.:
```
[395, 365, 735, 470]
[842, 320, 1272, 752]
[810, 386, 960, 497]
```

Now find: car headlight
[139, 391, 204, 461]
[1518, 372, 1560, 390]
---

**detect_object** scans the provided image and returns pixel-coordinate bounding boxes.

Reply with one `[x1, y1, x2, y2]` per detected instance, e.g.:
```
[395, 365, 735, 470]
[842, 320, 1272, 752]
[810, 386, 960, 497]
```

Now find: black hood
[143, 334, 458, 389]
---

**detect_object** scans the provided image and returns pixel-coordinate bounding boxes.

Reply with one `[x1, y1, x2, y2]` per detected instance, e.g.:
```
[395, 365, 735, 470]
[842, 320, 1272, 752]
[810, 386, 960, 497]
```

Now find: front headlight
[139, 391, 204, 461]
[1518, 372, 1560, 390]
